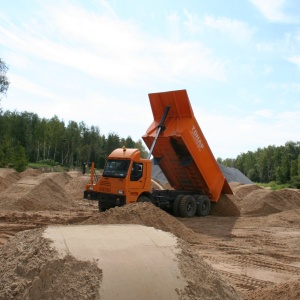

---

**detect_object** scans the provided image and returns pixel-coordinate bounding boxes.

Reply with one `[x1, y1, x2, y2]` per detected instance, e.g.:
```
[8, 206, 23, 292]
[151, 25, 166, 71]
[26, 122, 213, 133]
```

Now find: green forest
[218, 141, 300, 188]
[0, 110, 148, 172]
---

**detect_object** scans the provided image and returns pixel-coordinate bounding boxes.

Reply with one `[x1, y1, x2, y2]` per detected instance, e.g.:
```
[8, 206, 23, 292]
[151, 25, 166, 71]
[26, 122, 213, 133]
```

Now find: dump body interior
[142, 89, 232, 202]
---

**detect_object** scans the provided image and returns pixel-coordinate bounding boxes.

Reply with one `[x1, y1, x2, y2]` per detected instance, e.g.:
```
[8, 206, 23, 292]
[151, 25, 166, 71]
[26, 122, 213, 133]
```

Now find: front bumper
[84, 191, 126, 208]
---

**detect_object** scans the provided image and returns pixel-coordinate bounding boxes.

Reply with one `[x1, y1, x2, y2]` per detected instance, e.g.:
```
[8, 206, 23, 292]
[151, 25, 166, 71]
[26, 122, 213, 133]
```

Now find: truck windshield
[103, 160, 130, 178]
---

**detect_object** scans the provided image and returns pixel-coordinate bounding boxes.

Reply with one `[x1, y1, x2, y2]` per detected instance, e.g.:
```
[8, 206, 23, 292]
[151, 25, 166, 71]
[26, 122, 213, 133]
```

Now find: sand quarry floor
[0, 168, 300, 299]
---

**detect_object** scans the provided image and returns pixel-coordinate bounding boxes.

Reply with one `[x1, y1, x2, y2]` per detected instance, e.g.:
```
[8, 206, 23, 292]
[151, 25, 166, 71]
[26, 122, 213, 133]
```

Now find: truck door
[127, 162, 145, 203]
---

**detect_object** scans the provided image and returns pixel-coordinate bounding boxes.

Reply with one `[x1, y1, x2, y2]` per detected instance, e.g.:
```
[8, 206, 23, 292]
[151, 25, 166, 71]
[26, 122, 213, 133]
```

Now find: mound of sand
[210, 194, 241, 217]
[239, 188, 300, 216]
[20, 168, 43, 177]
[0, 168, 21, 181]
[245, 279, 300, 300]
[0, 225, 240, 300]
[0, 229, 102, 300]
[0, 176, 74, 212]
[67, 170, 83, 178]
[229, 182, 244, 189]
[82, 202, 202, 244]
[177, 239, 240, 300]
[0, 177, 12, 193]
[151, 179, 163, 190]
[264, 208, 300, 228]
[39, 172, 72, 188]
[152, 163, 253, 185]
[64, 175, 90, 200]
[218, 164, 253, 184]
[0, 169, 21, 192]
[233, 184, 263, 198]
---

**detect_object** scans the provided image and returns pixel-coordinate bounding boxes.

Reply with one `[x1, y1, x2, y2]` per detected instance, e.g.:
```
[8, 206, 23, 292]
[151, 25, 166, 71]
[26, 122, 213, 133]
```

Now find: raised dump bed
[142, 89, 232, 202]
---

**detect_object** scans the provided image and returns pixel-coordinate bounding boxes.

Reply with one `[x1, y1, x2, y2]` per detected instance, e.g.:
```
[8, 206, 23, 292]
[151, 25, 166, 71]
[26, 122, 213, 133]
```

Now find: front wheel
[98, 201, 107, 212]
[179, 195, 197, 218]
[137, 196, 152, 203]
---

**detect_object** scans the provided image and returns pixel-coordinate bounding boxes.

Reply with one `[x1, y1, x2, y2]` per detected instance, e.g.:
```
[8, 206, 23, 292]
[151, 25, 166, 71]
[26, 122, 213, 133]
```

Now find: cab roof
[108, 148, 141, 159]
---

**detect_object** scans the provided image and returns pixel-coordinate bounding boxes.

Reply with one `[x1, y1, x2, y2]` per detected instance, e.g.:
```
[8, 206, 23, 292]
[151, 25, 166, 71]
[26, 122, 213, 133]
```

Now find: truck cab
[84, 147, 152, 211]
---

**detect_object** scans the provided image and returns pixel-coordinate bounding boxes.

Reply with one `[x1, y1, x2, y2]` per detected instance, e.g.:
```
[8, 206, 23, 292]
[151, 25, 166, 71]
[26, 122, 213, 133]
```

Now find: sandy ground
[0, 168, 300, 299]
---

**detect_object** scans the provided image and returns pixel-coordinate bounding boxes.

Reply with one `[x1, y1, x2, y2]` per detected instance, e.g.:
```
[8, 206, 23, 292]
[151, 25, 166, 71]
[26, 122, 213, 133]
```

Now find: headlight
[118, 189, 124, 194]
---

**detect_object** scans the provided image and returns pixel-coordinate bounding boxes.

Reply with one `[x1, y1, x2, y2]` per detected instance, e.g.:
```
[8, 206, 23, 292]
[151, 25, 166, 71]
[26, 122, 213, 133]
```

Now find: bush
[289, 176, 300, 189]
[37, 159, 57, 166]
[12, 145, 28, 172]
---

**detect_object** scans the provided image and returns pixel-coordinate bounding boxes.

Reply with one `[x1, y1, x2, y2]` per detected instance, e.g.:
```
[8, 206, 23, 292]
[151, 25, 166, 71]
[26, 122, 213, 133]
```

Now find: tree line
[0, 110, 148, 172]
[2, 107, 299, 188]
[218, 141, 300, 188]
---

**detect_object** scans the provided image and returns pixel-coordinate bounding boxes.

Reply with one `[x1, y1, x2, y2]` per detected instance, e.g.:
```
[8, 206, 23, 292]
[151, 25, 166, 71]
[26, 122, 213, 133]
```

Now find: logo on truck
[190, 125, 204, 150]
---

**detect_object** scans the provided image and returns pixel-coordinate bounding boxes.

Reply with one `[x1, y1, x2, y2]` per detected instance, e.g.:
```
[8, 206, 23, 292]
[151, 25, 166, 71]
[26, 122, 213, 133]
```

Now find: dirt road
[0, 168, 300, 299]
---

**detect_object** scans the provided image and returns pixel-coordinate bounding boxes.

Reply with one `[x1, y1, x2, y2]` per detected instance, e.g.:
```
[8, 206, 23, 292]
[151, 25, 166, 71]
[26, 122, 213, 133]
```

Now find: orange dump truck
[84, 89, 232, 217]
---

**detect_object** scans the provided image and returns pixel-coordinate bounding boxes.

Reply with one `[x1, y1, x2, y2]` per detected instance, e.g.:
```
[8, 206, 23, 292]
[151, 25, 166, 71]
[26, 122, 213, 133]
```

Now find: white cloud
[256, 42, 275, 52]
[250, 0, 299, 23]
[9, 73, 58, 100]
[288, 55, 300, 68]
[166, 11, 181, 40]
[0, 2, 227, 87]
[183, 9, 202, 34]
[262, 66, 273, 76]
[203, 16, 255, 43]
[194, 107, 300, 158]
[266, 81, 300, 91]
[4, 53, 30, 70]
[255, 109, 273, 118]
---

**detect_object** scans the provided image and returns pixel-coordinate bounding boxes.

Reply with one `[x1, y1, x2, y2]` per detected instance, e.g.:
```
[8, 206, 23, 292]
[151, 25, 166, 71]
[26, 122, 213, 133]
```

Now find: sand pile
[0, 225, 240, 300]
[151, 179, 163, 190]
[229, 182, 244, 189]
[82, 202, 202, 244]
[39, 172, 72, 188]
[177, 239, 240, 300]
[20, 168, 43, 177]
[0, 229, 102, 300]
[211, 194, 241, 216]
[245, 279, 300, 300]
[0, 176, 74, 212]
[264, 208, 300, 228]
[239, 188, 300, 216]
[0, 168, 21, 181]
[67, 170, 83, 178]
[233, 183, 263, 198]
[0, 169, 21, 192]
[0, 177, 11, 193]
[64, 175, 90, 200]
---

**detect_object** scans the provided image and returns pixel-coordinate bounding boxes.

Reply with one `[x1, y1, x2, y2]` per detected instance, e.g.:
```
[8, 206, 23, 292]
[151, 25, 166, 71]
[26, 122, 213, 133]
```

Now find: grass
[257, 181, 289, 190]
[28, 162, 66, 172]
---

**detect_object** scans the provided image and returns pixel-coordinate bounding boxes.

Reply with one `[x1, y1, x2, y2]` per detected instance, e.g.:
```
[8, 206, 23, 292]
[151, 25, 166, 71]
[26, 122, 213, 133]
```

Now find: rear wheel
[195, 195, 211, 216]
[179, 195, 196, 218]
[173, 195, 184, 217]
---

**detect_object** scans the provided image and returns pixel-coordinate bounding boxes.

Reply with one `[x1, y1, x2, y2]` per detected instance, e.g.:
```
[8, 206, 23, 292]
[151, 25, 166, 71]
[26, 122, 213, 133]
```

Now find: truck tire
[195, 195, 211, 216]
[137, 196, 152, 203]
[173, 195, 184, 217]
[179, 195, 196, 218]
[98, 202, 106, 212]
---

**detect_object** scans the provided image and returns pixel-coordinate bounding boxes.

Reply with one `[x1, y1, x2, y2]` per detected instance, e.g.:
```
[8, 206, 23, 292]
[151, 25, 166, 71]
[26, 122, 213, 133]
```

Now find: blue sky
[1, 0, 300, 159]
